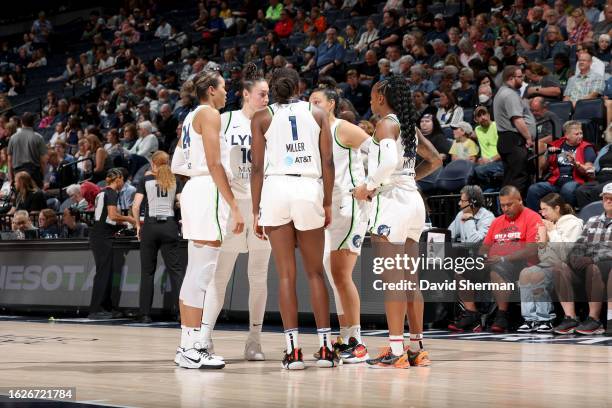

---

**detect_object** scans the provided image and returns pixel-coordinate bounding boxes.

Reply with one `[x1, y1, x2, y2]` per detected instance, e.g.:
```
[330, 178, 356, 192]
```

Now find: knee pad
[179, 243, 220, 308]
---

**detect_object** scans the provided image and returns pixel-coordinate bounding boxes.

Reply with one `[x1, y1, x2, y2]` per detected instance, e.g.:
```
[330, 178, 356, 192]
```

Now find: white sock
[607, 310, 612, 321]
[409, 333, 423, 351]
[284, 328, 299, 351]
[181, 327, 201, 349]
[340, 326, 349, 342]
[200, 322, 213, 347]
[389, 335, 404, 356]
[348, 325, 362, 344]
[247, 250, 270, 344]
[318, 328, 332, 349]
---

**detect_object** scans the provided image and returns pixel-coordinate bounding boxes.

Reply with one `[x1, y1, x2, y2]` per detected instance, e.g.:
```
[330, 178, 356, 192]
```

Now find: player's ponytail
[152, 151, 176, 191]
[270, 68, 299, 104]
[376, 75, 418, 159]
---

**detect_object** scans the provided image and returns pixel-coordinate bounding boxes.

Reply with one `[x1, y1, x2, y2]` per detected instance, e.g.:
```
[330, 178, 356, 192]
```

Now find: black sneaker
[536, 321, 553, 333]
[137, 315, 153, 324]
[491, 310, 510, 333]
[448, 310, 482, 332]
[87, 311, 113, 320]
[553, 317, 580, 334]
[575, 317, 604, 335]
[315, 346, 342, 368]
[517, 321, 537, 333]
[282, 348, 305, 370]
[606, 319, 612, 336]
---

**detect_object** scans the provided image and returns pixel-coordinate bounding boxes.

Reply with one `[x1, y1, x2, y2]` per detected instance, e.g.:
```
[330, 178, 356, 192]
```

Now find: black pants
[139, 219, 184, 316]
[497, 131, 529, 196]
[89, 227, 120, 313]
[575, 181, 608, 208]
[14, 163, 43, 189]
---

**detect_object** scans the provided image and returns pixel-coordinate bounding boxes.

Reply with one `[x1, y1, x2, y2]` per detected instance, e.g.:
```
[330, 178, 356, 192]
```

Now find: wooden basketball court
[0, 321, 611, 407]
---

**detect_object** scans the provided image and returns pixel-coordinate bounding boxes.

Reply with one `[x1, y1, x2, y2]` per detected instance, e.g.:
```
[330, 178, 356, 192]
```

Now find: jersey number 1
[288, 116, 298, 141]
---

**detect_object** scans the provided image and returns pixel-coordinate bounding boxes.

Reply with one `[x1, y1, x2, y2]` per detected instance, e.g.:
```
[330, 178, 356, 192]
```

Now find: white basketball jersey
[264, 101, 321, 178]
[173, 104, 231, 178]
[331, 119, 365, 197]
[222, 109, 252, 199]
[368, 113, 418, 190]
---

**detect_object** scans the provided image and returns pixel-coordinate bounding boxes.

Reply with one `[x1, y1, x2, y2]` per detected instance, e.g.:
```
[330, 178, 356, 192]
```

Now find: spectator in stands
[458, 38, 481, 68]
[356, 50, 380, 83]
[595, 34, 611, 63]
[307, 6, 327, 33]
[493, 65, 535, 195]
[425, 14, 449, 44]
[526, 120, 596, 210]
[354, 18, 378, 54]
[473, 107, 504, 187]
[567, 8, 592, 46]
[593, 5, 612, 38]
[450, 186, 541, 332]
[7, 112, 47, 188]
[563, 52, 605, 106]
[266, 0, 283, 23]
[371, 10, 401, 52]
[517, 193, 583, 333]
[61, 184, 88, 212]
[413, 90, 431, 117]
[540, 10, 568, 44]
[274, 9, 294, 38]
[343, 70, 369, 117]
[26, 48, 47, 68]
[477, 84, 494, 112]
[559, 183, 612, 335]
[551, 52, 572, 88]
[61, 207, 89, 238]
[408, 65, 435, 98]
[436, 90, 464, 130]
[88, 135, 113, 184]
[448, 185, 495, 243]
[386, 45, 401, 74]
[9, 171, 46, 215]
[316, 27, 345, 80]
[455, 67, 476, 108]
[75, 138, 92, 177]
[574, 43, 606, 76]
[154, 17, 172, 40]
[575, 123, 612, 207]
[38, 106, 57, 129]
[266, 31, 290, 57]
[524, 62, 563, 102]
[530, 97, 563, 173]
[129, 120, 158, 161]
[449, 121, 479, 162]
[11, 210, 37, 240]
[582, 0, 600, 25]
[118, 167, 137, 211]
[38, 208, 60, 239]
[419, 114, 451, 162]
[31, 11, 52, 51]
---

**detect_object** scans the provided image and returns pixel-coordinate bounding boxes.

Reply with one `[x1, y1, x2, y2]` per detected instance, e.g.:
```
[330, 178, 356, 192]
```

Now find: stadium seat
[578, 200, 603, 223]
[573, 99, 607, 147]
[435, 160, 474, 193]
[548, 101, 573, 123]
[417, 166, 442, 194]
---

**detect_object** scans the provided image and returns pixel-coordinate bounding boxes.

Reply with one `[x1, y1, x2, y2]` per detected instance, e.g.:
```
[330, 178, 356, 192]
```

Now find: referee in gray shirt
[493, 65, 537, 195]
[132, 151, 184, 323]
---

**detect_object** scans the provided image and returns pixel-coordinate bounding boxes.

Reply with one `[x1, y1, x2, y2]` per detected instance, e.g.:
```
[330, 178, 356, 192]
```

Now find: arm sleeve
[171, 148, 188, 175]
[366, 138, 398, 190]
[136, 178, 146, 195]
[105, 189, 119, 207]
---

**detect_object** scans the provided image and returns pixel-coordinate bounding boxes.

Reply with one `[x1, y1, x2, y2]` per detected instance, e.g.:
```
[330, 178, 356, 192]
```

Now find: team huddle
[170, 64, 442, 370]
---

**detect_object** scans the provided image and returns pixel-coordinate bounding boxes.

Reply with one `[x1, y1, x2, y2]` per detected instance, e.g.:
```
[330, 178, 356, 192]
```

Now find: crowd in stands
[0, 0, 610, 232]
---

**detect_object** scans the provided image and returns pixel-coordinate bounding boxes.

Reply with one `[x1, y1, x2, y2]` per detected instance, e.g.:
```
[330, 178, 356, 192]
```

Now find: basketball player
[309, 84, 371, 363]
[352, 75, 442, 369]
[201, 63, 271, 361]
[171, 70, 245, 369]
[250, 68, 336, 370]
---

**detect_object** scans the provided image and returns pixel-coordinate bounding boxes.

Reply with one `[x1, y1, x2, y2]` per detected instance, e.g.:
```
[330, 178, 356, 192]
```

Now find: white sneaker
[244, 341, 265, 361]
[202, 339, 224, 361]
[517, 321, 537, 333]
[178, 345, 225, 369]
[174, 347, 183, 365]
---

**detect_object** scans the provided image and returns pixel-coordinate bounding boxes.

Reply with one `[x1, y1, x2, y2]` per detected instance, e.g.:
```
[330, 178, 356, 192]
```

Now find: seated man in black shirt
[343, 70, 370, 117]
[370, 10, 401, 55]
[356, 50, 380, 85]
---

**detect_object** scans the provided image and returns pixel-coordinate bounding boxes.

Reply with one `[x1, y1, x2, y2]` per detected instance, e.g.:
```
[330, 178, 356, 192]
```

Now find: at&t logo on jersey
[352, 234, 363, 248]
[377, 225, 391, 237]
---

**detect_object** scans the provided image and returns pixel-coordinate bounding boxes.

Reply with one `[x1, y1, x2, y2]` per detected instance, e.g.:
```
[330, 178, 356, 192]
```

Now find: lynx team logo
[352, 234, 363, 248]
[377, 225, 391, 237]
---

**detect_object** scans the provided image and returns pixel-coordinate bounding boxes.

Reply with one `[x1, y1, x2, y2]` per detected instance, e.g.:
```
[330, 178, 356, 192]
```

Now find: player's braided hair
[376, 75, 418, 159]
